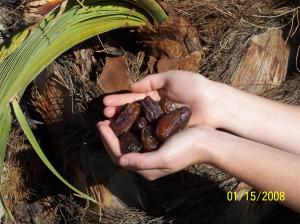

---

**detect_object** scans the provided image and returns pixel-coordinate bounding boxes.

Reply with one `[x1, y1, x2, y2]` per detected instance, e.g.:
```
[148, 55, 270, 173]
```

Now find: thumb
[118, 150, 166, 170]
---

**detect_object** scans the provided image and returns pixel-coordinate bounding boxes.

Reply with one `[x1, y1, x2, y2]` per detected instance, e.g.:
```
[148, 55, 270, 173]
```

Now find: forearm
[215, 82, 300, 154]
[203, 129, 300, 212]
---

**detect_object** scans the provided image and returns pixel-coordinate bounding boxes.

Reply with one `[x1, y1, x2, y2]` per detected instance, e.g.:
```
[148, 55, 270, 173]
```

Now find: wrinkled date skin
[119, 132, 143, 154]
[140, 96, 164, 122]
[111, 96, 192, 154]
[155, 107, 192, 142]
[159, 97, 177, 114]
[110, 103, 141, 136]
[132, 117, 148, 132]
[141, 126, 160, 152]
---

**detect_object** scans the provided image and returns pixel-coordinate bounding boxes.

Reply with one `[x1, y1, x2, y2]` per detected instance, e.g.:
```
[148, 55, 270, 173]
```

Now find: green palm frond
[0, 29, 30, 62]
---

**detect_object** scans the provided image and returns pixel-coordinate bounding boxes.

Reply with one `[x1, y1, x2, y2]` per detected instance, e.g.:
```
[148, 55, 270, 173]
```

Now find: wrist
[197, 80, 235, 129]
[193, 126, 219, 164]
[195, 127, 234, 166]
[214, 83, 237, 129]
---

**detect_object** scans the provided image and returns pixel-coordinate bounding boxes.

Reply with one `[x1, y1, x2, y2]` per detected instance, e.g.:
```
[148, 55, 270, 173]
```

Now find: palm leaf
[0, 29, 30, 62]
[0, 107, 13, 222]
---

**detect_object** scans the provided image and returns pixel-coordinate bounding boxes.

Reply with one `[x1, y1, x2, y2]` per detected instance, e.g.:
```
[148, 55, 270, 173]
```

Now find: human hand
[98, 120, 211, 180]
[102, 70, 225, 128]
[98, 70, 227, 180]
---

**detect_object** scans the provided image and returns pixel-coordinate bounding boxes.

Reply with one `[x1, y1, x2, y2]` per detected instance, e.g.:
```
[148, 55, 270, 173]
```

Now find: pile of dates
[110, 96, 192, 154]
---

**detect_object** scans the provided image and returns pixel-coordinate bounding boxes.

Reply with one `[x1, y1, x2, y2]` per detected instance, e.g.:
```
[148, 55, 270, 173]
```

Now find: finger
[103, 106, 117, 118]
[136, 169, 170, 181]
[130, 74, 167, 93]
[97, 121, 112, 153]
[104, 93, 146, 106]
[97, 121, 122, 159]
[103, 91, 160, 107]
[118, 150, 166, 170]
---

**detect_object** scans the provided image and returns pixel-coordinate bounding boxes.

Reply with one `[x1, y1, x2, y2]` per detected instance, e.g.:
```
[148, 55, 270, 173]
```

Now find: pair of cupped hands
[98, 70, 224, 180]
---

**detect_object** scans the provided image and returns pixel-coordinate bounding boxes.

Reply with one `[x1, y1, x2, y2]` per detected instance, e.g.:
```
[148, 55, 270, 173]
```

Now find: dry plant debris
[138, 3, 203, 73]
[231, 29, 290, 95]
[97, 56, 132, 93]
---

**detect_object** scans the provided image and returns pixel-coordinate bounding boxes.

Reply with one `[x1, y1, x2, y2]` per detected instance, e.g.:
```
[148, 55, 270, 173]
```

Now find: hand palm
[98, 71, 215, 180]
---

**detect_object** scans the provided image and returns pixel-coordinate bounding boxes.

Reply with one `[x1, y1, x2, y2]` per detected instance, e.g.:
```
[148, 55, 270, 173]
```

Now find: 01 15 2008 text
[227, 191, 285, 202]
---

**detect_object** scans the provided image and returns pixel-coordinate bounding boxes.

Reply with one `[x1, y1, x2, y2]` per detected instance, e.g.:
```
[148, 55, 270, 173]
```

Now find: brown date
[132, 117, 148, 132]
[155, 107, 192, 142]
[119, 132, 143, 153]
[140, 96, 164, 122]
[110, 103, 141, 136]
[159, 97, 177, 114]
[141, 126, 159, 152]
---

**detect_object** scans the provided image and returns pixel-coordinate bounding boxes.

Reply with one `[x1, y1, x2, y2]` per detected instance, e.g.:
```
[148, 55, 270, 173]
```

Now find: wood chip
[97, 56, 132, 93]
[231, 29, 290, 95]
[157, 51, 202, 73]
